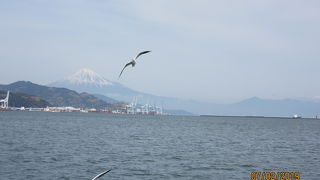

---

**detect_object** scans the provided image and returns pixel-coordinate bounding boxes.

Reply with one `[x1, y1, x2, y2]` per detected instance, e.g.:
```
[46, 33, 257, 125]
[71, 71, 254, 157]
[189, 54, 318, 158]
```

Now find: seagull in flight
[91, 169, 111, 180]
[118, 50, 151, 79]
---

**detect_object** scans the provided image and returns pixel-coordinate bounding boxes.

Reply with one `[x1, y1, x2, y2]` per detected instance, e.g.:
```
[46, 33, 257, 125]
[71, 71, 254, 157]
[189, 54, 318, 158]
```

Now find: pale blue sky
[1, 0, 320, 103]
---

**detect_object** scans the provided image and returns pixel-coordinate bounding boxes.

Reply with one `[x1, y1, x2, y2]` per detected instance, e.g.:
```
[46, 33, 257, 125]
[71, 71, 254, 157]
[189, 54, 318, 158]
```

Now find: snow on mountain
[63, 68, 113, 86]
[49, 68, 140, 102]
[49, 68, 320, 117]
[49, 69, 211, 115]
[49, 68, 200, 113]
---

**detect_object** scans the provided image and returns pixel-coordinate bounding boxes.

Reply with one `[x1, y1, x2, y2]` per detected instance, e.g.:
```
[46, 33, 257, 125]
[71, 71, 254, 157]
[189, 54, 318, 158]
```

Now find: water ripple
[0, 112, 319, 179]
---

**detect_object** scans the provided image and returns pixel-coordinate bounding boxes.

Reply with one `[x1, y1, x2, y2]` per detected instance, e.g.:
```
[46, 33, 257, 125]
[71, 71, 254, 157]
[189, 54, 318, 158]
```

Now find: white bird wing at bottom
[91, 169, 111, 180]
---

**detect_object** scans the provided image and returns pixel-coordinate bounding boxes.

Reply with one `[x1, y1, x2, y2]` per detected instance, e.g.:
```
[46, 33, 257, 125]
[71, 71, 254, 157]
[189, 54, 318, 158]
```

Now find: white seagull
[118, 50, 151, 79]
[91, 169, 111, 180]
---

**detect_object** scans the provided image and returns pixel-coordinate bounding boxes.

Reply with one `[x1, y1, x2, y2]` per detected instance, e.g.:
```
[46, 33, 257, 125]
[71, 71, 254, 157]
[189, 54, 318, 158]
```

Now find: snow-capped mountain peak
[64, 68, 112, 85]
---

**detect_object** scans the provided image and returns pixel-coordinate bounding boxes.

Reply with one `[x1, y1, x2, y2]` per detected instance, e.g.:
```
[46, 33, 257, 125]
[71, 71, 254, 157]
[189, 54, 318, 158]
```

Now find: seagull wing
[134, 50, 151, 60]
[91, 169, 111, 180]
[119, 62, 133, 78]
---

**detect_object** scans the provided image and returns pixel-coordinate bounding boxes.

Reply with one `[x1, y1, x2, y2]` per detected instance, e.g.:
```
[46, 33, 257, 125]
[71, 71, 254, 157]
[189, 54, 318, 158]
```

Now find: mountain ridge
[0, 81, 112, 109]
[48, 68, 320, 117]
[0, 90, 51, 108]
[61, 68, 113, 86]
[49, 68, 149, 103]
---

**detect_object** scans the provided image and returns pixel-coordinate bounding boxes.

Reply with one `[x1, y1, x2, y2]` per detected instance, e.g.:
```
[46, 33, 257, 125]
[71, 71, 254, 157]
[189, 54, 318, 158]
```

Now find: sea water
[0, 111, 319, 180]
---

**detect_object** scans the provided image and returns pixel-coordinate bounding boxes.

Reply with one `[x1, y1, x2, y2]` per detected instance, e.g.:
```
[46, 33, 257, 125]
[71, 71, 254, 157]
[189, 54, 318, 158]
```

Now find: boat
[293, 114, 302, 119]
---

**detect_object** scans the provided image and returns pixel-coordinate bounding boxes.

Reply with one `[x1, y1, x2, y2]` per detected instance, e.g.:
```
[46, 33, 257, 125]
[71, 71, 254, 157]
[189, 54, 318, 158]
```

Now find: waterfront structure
[0, 92, 164, 114]
[126, 96, 163, 115]
[44, 106, 81, 112]
[0, 91, 9, 109]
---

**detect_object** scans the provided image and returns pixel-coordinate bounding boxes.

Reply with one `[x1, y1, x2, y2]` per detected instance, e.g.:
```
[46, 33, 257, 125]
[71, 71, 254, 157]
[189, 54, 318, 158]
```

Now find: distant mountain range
[50, 68, 141, 101]
[209, 97, 320, 117]
[0, 81, 192, 115]
[0, 91, 51, 108]
[0, 81, 112, 109]
[1, 68, 320, 117]
[49, 68, 194, 113]
[48, 68, 320, 117]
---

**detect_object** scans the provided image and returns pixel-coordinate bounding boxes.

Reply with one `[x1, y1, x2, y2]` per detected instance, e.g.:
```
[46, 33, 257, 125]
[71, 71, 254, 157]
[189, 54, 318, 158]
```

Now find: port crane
[0, 91, 9, 108]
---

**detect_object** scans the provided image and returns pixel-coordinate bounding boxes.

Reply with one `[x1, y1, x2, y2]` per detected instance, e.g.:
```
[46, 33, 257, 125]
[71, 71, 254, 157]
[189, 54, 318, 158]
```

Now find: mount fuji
[50, 68, 141, 102]
[48, 68, 320, 117]
[62, 68, 113, 86]
[49, 68, 205, 114]
[49, 68, 195, 113]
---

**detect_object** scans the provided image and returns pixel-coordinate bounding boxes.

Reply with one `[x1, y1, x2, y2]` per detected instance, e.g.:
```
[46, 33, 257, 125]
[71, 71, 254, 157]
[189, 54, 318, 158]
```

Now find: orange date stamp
[251, 172, 300, 180]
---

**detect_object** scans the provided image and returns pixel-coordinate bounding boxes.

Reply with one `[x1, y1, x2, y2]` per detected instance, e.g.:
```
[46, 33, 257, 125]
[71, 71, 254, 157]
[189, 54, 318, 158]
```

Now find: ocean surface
[0, 112, 319, 180]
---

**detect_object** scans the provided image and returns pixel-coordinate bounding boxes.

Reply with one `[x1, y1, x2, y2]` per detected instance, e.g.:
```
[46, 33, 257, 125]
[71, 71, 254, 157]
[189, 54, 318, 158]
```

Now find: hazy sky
[1, 0, 320, 103]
